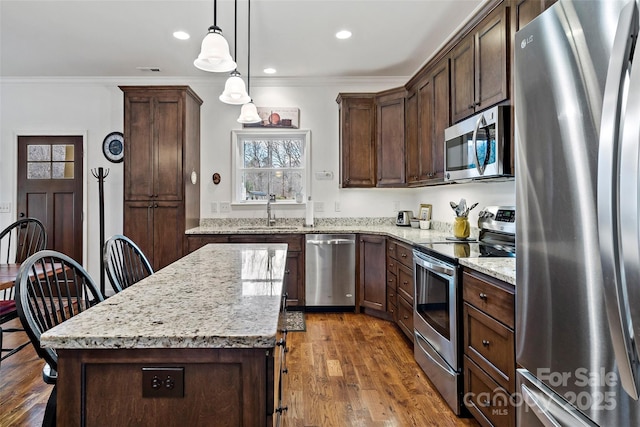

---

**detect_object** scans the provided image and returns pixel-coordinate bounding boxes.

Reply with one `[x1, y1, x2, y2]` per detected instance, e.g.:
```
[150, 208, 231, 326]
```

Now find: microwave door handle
[472, 114, 488, 175]
[597, 0, 640, 400]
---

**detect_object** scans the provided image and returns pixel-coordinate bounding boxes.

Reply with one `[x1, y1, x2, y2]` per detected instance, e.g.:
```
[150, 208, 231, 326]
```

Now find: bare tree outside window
[239, 136, 305, 201]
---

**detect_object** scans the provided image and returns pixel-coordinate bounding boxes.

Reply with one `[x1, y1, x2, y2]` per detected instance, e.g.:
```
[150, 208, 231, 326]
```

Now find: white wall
[0, 76, 514, 279]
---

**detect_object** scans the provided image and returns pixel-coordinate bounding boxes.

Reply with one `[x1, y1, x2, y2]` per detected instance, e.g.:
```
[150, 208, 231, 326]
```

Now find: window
[232, 130, 310, 204]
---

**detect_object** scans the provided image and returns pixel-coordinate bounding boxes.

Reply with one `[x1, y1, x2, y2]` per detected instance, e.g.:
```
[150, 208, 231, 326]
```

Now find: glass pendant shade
[219, 71, 250, 104]
[237, 101, 261, 123]
[193, 26, 236, 72]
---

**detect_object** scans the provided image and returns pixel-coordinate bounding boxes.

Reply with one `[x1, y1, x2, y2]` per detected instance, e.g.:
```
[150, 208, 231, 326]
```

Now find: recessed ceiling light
[335, 30, 352, 40]
[263, 67, 277, 74]
[173, 31, 190, 40]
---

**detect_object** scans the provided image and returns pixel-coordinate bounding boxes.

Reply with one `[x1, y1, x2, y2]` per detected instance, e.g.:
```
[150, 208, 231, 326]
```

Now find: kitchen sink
[237, 226, 300, 231]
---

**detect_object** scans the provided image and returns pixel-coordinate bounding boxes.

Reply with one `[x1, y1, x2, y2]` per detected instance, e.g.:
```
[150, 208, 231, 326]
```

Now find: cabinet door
[358, 235, 387, 311]
[417, 76, 435, 181]
[124, 95, 154, 200]
[405, 89, 419, 184]
[338, 95, 376, 187]
[431, 59, 450, 180]
[450, 35, 475, 123]
[154, 94, 183, 201]
[123, 201, 182, 271]
[475, 4, 508, 111]
[376, 91, 406, 187]
[124, 201, 155, 266]
[284, 251, 303, 307]
[153, 202, 183, 270]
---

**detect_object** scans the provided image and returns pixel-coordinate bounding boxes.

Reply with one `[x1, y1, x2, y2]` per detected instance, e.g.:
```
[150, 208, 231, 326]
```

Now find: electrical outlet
[142, 367, 184, 398]
[314, 201, 324, 212]
[334, 201, 341, 212]
[220, 201, 231, 213]
[0, 202, 10, 213]
[210, 202, 218, 213]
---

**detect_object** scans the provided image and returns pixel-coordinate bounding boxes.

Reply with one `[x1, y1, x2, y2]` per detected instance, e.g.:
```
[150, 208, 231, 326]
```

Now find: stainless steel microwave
[444, 105, 510, 182]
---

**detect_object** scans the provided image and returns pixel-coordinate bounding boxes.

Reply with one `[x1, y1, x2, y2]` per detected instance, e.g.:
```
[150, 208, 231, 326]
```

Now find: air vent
[136, 67, 161, 72]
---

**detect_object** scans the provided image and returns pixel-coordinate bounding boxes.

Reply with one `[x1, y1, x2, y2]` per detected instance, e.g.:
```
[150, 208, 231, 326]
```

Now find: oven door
[413, 249, 459, 370]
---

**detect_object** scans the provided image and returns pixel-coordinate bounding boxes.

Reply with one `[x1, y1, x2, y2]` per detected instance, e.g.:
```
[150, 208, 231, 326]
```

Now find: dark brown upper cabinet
[451, 3, 509, 123]
[376, 87, 407, 187]
[406, 58, 450, 185]
[337, 93, 376, 188]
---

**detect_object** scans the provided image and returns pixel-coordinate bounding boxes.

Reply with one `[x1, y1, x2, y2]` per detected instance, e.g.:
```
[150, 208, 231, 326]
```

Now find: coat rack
[91, 167, 109, 295]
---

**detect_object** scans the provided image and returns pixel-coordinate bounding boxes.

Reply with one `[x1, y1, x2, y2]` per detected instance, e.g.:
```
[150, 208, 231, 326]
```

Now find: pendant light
[237, 0, 261, 124]
[220, 0, 250, 104]
[194, 0, 236, 73]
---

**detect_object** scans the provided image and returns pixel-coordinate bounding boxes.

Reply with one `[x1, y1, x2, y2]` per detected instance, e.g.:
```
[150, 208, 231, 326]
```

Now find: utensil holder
[453, 217, 470, 239]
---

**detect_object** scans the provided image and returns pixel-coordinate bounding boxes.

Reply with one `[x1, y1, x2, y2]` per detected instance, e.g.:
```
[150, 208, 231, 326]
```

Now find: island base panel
[56, 348, 274, 427]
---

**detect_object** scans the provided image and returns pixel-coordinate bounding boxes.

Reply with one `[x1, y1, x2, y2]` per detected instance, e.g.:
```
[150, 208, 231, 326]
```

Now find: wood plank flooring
[0, 313, 479, 427]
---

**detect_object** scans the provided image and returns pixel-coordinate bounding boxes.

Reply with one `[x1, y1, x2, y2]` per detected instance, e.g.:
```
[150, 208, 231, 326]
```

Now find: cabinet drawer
[397, 295, 414, 341]
[387, 240, 397, 258]
[464, 356, 515, 427]
[395, 241, 414, 268]
[387, 290, 397, 320]
[387, 258, 397, 272]
[463, 271, 515, 328]
[464, 303, 515, 392]
[397, 263, 414, 303]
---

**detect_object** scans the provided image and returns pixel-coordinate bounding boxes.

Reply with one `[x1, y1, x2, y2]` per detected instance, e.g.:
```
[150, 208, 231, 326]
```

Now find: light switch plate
[220, 201, 231, 213]
[0, 202, 11, 213]
[210, 202, 218, 213]
[314, 201, 324, 212]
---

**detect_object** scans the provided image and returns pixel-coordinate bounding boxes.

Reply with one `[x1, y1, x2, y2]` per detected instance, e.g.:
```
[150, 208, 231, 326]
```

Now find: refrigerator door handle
[597, 0, 640, 400]
[520, 385, 562, 427]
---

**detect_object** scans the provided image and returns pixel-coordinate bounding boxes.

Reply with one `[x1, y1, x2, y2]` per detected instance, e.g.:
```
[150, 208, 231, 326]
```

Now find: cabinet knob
[403, 281, 408, 285]
[468, 104, 475, 109]
[401, 253, 407, 258]
[482, 340, 490, 347]
[479, 292, 488, 300]
[481, 399, 491, 408]
[403, 314, 409, 320]
[475, 101, 481, 106]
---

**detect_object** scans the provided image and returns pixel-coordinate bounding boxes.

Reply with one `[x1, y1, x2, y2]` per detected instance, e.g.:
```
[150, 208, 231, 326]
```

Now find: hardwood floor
[0, 313, 479, 427]
[282, 312, 478, 427]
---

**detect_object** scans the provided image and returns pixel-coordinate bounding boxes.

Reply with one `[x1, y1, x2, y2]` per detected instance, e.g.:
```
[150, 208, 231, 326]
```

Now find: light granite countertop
[460, 258, 516, 285]
[40, 244, 287, 350]
[187, 218, 515, 285]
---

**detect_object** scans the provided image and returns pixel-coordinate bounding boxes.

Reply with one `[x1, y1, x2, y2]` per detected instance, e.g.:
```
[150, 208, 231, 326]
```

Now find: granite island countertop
[40, 243, 287, 350]
[187, 219, 516, 285]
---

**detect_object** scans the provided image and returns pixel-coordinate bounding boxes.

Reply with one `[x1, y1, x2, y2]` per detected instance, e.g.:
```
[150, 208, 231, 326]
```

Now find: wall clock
[102, 132, 124, 163]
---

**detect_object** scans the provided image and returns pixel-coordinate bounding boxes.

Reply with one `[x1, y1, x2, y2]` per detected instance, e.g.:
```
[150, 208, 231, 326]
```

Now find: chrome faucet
[266, 194, 276, 227]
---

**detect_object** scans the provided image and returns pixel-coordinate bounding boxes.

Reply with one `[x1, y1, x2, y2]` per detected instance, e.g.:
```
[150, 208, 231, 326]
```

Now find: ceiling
[0, 0, 484, 80]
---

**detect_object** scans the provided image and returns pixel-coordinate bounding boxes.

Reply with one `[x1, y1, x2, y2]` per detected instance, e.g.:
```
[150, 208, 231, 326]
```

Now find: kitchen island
[40, 243, 288, 427]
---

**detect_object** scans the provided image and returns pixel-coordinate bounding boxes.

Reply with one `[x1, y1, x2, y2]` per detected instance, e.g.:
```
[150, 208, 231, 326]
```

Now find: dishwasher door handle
[307, 239, 355, 245]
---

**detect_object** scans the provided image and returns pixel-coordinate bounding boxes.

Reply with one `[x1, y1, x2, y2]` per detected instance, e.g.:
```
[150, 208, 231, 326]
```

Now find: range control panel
[478, 206, 516, 234]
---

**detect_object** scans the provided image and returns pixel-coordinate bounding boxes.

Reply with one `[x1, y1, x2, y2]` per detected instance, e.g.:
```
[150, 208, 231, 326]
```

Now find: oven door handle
[414, 257, 455, 277]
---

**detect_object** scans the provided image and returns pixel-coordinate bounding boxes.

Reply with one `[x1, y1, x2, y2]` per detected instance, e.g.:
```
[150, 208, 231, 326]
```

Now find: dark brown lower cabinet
[358, 234, 387, 312]
[57, 347, 274, 426]
[463, 269, 516, 427]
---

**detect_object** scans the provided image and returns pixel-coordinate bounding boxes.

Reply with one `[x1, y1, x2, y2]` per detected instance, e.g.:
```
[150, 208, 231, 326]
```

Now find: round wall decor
[102, 132, 124, 163]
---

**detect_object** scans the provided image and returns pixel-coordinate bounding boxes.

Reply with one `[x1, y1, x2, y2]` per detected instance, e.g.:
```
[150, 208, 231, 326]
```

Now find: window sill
[231, 201, 307, 208]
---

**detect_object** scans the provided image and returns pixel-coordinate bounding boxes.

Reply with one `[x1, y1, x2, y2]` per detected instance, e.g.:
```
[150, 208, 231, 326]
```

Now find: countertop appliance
[515, 1, 640, 425]
[444, 105, 510, 182]
[396, 210, 413, 226]
[412, 205, 515, 415]
[305, 234, 355, 309]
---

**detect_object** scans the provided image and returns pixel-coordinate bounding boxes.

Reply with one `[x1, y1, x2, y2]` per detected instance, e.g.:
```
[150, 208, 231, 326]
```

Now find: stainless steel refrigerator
[515, 0, 640, 425]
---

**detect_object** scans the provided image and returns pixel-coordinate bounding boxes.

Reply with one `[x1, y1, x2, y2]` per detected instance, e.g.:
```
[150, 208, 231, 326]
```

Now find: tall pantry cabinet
[120, 86, 202, 271]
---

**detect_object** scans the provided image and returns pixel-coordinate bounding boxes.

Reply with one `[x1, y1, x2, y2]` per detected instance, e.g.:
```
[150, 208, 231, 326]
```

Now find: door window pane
[52, 145, 74, 161]
[52, 162, 74, 179]
[27, 145, 51, 161]
[27, 162, 51, 179]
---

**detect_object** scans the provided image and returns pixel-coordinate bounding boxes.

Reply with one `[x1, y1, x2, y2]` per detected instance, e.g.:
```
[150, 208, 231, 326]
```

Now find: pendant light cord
[233, 0, 237, 63]
[213, 0, 218, 27]
[247, 0, 251, 96]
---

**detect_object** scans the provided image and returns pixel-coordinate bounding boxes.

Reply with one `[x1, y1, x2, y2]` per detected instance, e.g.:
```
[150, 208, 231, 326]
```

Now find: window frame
[231, 129, 311, 205]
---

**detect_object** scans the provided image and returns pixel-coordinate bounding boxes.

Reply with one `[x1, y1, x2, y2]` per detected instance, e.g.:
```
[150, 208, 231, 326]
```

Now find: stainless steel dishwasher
[305, 234, 356, 309]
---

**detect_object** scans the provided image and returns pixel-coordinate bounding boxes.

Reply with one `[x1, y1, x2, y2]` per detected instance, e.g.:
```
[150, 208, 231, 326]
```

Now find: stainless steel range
[412, 206, 515, 415]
